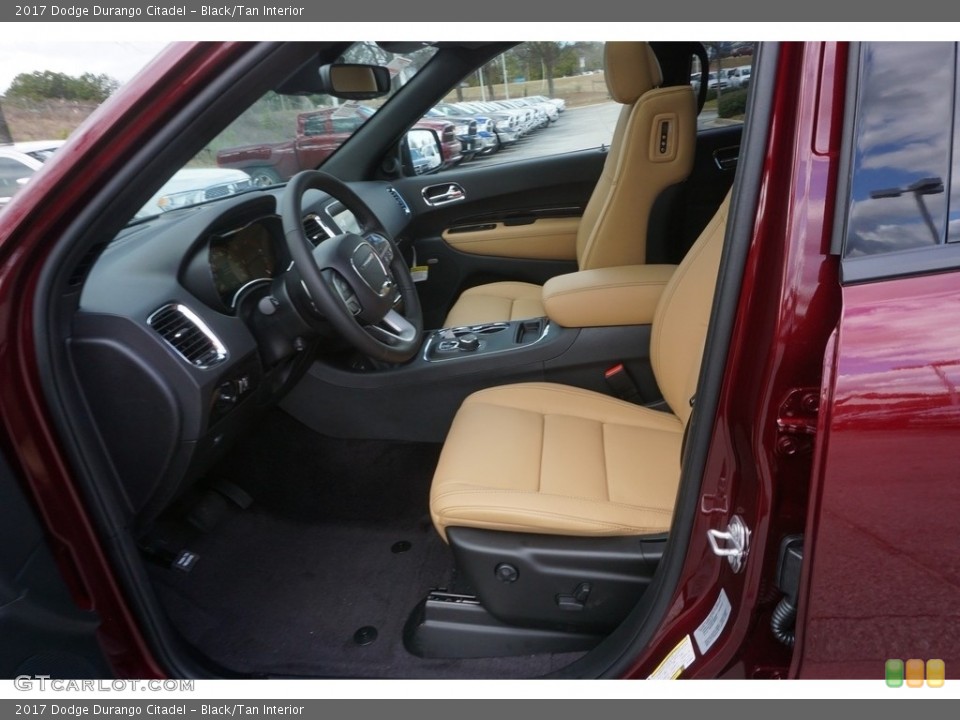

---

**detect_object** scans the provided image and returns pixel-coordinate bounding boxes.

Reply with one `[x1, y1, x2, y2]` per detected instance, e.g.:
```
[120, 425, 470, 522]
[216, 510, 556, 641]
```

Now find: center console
[422, 318, 554, 362]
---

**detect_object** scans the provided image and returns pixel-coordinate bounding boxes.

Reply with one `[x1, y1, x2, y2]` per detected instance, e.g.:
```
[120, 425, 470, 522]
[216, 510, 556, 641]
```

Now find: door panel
[0, 450, 111, 678]
[395, 149, 604, 329]
[442, 216, 580, 261]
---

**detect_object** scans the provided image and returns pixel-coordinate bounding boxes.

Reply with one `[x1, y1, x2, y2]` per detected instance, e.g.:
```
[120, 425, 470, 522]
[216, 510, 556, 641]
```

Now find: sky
[0, 22, 947, 96]
[0, 41, 169, 94]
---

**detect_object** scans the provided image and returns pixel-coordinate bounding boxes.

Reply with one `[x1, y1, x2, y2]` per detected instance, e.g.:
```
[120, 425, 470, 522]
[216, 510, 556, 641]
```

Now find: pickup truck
[216, 104, 463, 185]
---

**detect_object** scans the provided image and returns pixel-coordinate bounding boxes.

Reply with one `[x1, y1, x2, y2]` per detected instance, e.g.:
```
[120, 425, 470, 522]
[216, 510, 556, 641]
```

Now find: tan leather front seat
[443, 42, 697, 329]
[430, 192, 730, 540]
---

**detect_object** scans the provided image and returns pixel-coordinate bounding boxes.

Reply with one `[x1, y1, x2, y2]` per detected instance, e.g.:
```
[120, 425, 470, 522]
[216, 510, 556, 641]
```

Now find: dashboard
[71, 180, 415, 527]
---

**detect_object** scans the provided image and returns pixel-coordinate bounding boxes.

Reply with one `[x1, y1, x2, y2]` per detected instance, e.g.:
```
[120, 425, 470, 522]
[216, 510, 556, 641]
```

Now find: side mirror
[317, 64, 391, 100]
[403, 129, 443, 175]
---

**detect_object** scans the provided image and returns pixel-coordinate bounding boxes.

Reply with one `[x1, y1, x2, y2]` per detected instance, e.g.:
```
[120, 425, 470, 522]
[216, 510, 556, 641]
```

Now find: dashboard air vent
[148, 304, 227, 369]
[302, 213, 330, 245]
[387, 187, 411, 216]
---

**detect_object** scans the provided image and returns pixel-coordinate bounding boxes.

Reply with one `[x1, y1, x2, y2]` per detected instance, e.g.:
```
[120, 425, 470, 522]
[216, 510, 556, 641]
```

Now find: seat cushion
[430, 383, 684, 540]
[442, 281, 545, 328]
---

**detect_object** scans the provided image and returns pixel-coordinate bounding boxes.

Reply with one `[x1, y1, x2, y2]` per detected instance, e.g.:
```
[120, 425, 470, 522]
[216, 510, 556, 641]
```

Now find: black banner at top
[3, 3, 960, 22]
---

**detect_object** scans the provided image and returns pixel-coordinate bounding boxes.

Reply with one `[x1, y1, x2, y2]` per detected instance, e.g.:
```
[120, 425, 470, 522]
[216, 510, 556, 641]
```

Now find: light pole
[870, 177, 945, 244]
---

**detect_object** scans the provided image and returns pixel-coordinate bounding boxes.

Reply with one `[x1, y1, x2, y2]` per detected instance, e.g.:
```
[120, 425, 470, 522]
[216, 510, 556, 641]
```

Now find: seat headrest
[605, 42, 663, 104]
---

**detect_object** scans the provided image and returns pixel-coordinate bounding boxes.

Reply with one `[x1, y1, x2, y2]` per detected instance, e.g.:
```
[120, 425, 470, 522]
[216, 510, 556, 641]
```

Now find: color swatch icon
[906, 659, 924, 687]
[885, 658, 945, 687]
[885, 659, 903, 687]
[927, 659, 945, 688]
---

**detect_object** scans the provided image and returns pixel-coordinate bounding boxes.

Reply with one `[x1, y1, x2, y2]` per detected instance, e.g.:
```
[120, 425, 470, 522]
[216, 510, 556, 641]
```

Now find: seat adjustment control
[495, 563, 519, 583]
[556, 582, 592, 611]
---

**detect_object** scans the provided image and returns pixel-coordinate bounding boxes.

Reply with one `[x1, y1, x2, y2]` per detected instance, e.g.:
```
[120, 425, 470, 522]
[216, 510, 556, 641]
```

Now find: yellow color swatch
[926, 659, 945, 688]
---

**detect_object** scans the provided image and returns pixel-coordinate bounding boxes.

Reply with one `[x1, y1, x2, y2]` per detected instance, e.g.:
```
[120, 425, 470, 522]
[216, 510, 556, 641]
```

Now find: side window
[331, 116, 363, 134]
[691, 42, 753, 131]
[845, 43, 955, 259]
[433, 41, 614, 169]
[429, 40, 756, 175]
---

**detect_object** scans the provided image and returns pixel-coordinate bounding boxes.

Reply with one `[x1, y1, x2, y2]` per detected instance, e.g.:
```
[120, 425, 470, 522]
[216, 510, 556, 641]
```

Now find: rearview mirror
[317, 64, 391, 100]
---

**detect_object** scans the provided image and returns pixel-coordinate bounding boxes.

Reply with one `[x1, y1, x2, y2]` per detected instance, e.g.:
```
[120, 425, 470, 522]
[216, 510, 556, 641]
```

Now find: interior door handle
[713, 147, 739, 171]
[422, 183, 466, 207]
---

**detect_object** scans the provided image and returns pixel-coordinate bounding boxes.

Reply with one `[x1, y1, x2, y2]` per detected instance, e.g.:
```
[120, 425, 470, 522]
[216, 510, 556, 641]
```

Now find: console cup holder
[452, 323, 509, 336]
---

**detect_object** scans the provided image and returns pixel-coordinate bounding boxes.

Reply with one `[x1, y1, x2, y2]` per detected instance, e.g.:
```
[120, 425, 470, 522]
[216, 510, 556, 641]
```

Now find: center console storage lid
[543, 264, 676, 328]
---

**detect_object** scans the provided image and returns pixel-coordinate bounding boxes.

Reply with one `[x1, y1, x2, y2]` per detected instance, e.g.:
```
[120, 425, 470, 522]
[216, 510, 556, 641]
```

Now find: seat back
[650, 191, 731, 426]
[576, 42, 697, 271]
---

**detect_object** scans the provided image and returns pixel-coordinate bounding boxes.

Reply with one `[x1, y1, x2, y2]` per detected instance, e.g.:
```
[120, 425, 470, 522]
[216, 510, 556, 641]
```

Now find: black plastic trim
[0, 449, 112, 678]
[830, 42, 861, 258]
[447, 528, 666, 634]
[281, 324, 659, 443]
[403, 591, 601, 659]
[841, 241, 960, 284]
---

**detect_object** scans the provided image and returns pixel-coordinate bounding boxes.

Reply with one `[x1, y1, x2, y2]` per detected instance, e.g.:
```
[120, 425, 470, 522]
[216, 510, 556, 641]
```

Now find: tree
[508, 42, 600, 97]
[706, 43, 725, 104]
[5, 70, 119, 103]
[514, 42, 569, 98]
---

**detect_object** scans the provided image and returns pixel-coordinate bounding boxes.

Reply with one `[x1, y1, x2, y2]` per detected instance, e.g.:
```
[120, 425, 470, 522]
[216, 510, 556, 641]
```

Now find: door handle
[713, 146, 739, 171]
[422, 182, 466, 207]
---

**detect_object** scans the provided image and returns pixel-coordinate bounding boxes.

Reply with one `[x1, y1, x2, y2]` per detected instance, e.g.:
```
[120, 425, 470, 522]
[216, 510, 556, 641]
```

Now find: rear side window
[839, 42, 960, 282]
[845, 43, 955, 258]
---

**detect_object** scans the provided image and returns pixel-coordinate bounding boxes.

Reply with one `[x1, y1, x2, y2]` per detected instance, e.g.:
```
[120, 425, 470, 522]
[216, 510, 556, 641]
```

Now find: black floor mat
[149, 410, 582, 678]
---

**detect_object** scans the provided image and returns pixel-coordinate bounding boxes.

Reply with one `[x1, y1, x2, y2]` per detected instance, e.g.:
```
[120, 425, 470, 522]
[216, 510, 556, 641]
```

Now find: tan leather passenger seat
[443, 42, 696, 329]
[431, 191, 731, 540]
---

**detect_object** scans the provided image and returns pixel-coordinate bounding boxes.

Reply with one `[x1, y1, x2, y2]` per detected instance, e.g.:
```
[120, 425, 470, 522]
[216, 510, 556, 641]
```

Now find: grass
[2, 97, 98, 142]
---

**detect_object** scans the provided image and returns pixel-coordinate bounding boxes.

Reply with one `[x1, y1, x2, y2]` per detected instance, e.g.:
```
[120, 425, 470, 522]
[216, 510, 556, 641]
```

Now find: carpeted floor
[148, 410, 583, 678]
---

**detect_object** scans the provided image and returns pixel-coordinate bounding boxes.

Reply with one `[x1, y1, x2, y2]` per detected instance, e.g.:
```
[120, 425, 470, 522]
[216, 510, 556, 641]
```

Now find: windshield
[133, 41, 437, 222]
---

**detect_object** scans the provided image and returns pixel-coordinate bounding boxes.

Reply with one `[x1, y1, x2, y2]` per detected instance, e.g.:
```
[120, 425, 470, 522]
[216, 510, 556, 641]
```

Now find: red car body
[216, 104, 462, 183]
[0, 40, 956, 682]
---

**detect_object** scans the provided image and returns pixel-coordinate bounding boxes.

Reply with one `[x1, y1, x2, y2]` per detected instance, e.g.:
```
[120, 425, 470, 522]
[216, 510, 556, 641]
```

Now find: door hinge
[775, 387, 820, 456]
[707, 514, 751, 573]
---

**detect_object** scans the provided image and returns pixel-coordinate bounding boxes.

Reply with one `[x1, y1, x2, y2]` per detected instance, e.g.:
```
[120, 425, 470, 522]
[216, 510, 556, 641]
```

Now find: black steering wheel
[280, 170, 423, 364]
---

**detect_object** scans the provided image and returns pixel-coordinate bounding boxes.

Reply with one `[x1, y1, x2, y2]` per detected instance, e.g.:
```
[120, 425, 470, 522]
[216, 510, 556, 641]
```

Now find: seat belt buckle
[604, 363, 641, 403]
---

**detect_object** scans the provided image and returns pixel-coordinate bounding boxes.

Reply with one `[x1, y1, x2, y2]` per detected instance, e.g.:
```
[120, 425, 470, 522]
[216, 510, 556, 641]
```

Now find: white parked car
[136, 167, 254, 218]
[0, 139, 253, 216]
[727, 66, 752, 89]
[707, 71, 729, 91]
[0, 141, 65, 205]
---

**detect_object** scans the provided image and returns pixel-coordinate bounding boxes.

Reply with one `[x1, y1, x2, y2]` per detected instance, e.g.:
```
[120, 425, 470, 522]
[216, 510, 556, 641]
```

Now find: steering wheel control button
[391, 541, 412, 554]
[495, 563, 519, 584]
[353, 626, 378, 646]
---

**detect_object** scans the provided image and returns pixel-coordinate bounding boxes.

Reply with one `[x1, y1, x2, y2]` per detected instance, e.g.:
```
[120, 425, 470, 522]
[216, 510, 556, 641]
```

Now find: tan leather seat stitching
[600, 422, 610, 502]
[537, 413, 545, 493]
[439, 506, 671, 531]
[433, 487, 675, 514]
[443, 518, 665, 534]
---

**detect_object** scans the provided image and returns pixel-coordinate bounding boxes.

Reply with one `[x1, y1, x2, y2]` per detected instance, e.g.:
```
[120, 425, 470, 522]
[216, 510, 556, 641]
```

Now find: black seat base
[449, 528, 667, 633]
[403, 590, 602, 659]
